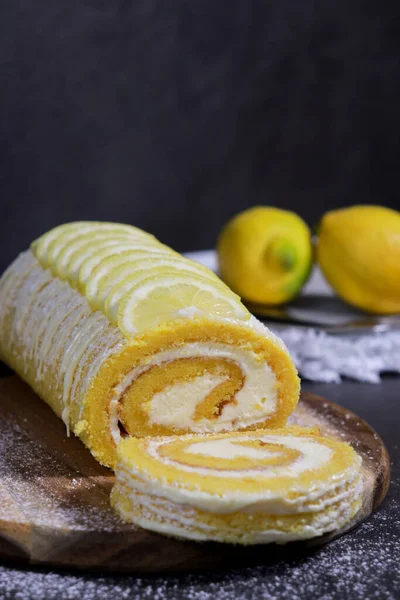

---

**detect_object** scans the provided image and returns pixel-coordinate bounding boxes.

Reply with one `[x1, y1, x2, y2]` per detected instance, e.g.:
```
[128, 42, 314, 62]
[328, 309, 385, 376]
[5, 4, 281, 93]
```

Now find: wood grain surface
[0, 375, 390, 573]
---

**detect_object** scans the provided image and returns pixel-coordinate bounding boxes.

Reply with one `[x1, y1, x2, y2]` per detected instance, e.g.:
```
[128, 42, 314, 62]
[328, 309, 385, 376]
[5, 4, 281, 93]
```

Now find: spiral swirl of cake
[111, 427, 363, 544]
[0, 222, 299, 467]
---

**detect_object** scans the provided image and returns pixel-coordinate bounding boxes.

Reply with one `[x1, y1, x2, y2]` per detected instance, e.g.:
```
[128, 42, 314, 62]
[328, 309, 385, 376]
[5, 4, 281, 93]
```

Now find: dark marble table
[0, 369, 399, 600]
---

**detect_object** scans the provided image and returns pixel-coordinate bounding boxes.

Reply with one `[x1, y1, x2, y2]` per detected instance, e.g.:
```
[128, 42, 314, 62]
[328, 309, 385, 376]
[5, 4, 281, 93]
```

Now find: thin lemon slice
[87, 249, 220, 310]
[33, 222, 152, 268]
[118, 275, 250, 336]
[48, 225, 153, 271]
[94, 253, 225, 310]
[63, 238, 149, 288]
[53, 225, 154, 278]
[86, 249, 173, 310]
[33, 223, 95, 267]
[104, 263, 229, 323]
[54, 232, 139, 278]
[75, 240, 169, 292]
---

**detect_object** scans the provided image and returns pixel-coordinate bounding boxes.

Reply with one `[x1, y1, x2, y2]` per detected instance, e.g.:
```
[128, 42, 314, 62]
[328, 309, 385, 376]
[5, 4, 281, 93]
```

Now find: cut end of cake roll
[0, 222, 300, 468]
[81, 316, 299, 466]
[111, 427, 363, 545]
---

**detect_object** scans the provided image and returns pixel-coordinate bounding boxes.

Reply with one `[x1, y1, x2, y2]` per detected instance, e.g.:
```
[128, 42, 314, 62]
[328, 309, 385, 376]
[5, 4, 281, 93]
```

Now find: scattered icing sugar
[0, 417, 127, 533]
[0, 498, 398, 599]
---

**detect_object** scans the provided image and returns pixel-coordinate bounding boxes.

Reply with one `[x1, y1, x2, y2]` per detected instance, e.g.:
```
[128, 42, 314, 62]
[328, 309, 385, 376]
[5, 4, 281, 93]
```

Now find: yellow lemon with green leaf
[316, 205, 400, 314]
[217, 207, 312, 305]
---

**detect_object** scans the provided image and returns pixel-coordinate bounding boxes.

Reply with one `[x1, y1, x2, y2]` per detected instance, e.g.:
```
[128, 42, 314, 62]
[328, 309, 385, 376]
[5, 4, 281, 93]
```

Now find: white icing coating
[175, 306, 202, 319]
[32, 283, 69, 378]
[0, 254, 126, 438]
[37, 297, 83, 380]
[78, 335, 125, 406]
[0, 254, 33, 337]
[66, 320, 115, 426]
[13, 270, 52, 341]
[59, 313, 105, 430]
[247, 314, 290, 354]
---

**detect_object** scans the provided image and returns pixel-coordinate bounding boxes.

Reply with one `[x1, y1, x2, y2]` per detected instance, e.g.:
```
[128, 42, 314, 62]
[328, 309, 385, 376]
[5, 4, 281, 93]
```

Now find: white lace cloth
[272, 327, 400, 383]
[186, 250, 400, 383]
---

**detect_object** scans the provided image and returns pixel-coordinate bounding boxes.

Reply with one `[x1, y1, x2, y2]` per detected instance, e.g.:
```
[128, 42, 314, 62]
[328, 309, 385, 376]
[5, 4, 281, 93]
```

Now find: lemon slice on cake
[90, 257, 225, 312]
[61, 238, 160, 290]
[104, 263, 229, 324]
[33, 223, 95, 267]
[118, 274, 250, 336]
[65, 239, 142, 288]
[55, 231, 146, 279]
[85, 250, 174, 310]
[75, 242, 173, 293]
[33, 222, 151, 268]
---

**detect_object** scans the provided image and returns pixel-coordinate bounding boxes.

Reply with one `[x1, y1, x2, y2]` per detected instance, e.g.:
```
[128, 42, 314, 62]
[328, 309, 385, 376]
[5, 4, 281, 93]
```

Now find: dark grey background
[1, 1, 400, 275]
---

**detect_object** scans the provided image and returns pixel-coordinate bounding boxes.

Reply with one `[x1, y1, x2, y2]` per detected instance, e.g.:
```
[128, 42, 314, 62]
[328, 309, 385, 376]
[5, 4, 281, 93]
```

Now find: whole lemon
[217, 207, 312, 305]
[316, 205, 400, 314]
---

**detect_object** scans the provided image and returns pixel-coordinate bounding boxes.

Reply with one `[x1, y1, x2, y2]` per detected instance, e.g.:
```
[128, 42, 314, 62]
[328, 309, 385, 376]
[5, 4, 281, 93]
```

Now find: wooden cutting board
[0, 374, 389, 573]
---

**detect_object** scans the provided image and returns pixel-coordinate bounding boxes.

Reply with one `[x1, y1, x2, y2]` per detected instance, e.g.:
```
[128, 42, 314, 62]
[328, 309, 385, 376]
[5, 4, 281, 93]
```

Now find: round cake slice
[111, 426, 363, 544]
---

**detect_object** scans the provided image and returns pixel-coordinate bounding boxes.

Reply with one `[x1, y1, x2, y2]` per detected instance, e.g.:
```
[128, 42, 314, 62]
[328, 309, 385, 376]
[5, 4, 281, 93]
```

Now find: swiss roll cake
[0, 222, 299, 468]
[111, 427, 363, 544]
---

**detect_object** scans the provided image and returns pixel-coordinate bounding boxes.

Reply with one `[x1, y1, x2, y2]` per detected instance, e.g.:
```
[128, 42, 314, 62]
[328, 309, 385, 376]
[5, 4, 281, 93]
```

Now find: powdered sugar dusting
[0, 417, 126, 533]
[0, 499, 398, 599]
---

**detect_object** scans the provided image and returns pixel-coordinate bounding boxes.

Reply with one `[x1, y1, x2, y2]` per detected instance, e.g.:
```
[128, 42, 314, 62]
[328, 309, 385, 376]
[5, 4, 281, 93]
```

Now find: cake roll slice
[0, 222, 299, 468]
[111, 427, 363, 544]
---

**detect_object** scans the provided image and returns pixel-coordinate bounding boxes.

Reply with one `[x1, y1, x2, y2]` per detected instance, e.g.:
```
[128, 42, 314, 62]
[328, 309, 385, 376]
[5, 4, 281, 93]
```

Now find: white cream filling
[187, 438, 285, 460]
[108, 342, 278, 444]
[149, 435, 333, 480]
[148, 374, 229, 429]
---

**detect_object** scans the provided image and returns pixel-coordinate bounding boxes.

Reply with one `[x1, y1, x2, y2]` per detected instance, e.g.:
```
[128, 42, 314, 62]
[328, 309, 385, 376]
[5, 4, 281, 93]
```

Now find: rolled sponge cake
[111, 427, 363, 544]
[0, 222, 300, 468]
